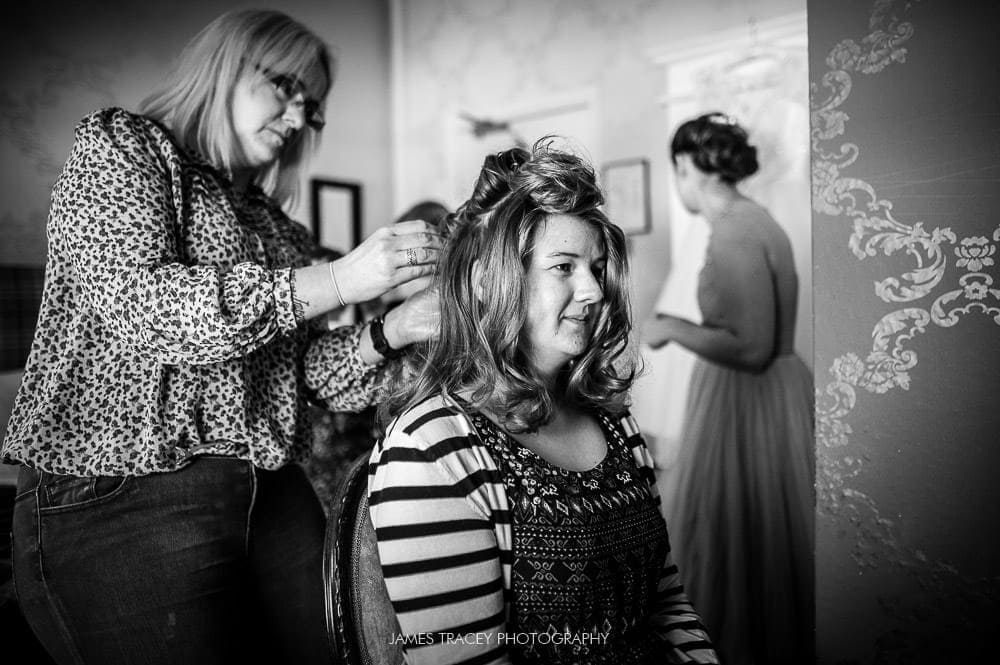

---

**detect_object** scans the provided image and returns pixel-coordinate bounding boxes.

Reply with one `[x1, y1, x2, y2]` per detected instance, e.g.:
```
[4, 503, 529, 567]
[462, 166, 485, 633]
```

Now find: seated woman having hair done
[367, 140, 719, 664]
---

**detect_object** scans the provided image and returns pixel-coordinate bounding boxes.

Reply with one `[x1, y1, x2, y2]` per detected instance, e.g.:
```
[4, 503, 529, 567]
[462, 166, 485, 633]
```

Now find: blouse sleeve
[304, 324, 386, 412]
[368, 429, 511, 665]
[51, 108, 301, 365]
[622, 414, 719, 663]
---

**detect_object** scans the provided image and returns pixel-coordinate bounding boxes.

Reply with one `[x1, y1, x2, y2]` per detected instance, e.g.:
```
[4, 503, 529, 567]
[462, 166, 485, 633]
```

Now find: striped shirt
[368, 393, 719, 664]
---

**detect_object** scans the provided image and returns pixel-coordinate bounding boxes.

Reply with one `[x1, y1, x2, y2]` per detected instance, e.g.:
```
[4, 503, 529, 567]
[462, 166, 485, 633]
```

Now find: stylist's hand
[333, 220, 442, 304]
[383, 286, 441, 349]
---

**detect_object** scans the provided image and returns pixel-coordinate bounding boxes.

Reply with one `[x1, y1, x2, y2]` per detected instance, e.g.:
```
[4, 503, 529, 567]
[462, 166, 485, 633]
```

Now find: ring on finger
[406, 248, 418, 266]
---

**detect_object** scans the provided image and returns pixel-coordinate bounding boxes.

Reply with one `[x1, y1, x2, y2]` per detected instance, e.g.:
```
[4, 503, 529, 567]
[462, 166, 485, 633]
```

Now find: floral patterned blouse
[1, 108, 381, 476]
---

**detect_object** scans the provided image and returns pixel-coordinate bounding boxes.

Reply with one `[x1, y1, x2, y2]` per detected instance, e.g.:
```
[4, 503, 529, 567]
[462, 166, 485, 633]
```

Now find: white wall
[390, 0, 810, 471]
[390, 0, 807, 324]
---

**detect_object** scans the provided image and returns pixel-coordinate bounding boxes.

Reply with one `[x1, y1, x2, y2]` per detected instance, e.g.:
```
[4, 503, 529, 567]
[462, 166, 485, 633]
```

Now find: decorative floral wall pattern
[811, 0, 1000, 659]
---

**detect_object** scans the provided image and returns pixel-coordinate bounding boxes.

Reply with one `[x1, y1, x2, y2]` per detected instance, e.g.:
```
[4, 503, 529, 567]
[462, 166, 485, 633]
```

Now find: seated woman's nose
[283, 102, 306, 129]
[576, 274, 603, 303]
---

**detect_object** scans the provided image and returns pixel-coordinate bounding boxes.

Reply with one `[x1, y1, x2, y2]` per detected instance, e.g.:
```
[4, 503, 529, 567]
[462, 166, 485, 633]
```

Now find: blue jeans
[12, 456, 331, 665]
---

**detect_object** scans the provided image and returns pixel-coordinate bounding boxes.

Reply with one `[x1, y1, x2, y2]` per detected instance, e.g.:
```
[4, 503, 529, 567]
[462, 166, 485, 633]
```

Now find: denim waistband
[13, 455, 266, 501]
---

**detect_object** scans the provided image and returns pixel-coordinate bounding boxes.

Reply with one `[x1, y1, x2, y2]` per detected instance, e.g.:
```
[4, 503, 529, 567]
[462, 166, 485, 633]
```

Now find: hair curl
[670, 112, 759, 183]
[139, 10, 332, 206]
[380, 138, 634, 433]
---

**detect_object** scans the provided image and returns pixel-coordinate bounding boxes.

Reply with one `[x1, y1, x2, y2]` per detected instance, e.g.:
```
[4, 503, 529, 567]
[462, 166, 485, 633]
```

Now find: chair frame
[323, 452, 375, 664]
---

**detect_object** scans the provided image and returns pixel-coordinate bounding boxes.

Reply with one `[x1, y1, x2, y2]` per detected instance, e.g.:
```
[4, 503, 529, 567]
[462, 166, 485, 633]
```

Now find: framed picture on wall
[310, 178, 363, 326]
[310, 178, 362, 253]
[602, 158, 651, 235]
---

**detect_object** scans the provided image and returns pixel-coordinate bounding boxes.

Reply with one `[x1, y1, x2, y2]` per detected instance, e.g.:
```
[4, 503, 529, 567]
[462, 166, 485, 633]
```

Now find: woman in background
[368, 141, 719, 664]
[3, 10, 439, 665]
[643, 112, 814, 665]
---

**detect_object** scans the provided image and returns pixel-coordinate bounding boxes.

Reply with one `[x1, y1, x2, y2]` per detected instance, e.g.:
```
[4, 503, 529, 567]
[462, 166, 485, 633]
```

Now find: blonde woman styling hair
[5, 10, 441, 664]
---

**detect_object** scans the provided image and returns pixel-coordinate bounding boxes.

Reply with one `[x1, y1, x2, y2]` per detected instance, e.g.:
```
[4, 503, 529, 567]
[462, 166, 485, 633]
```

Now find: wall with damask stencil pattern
[0, 0, 392, 265]
[809, 0, 1000, 661]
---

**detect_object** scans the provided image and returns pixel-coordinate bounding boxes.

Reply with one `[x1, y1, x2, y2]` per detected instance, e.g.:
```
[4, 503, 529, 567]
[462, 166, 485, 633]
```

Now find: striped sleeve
[368, 409, 511, 665]
[621, 413, 720, 664]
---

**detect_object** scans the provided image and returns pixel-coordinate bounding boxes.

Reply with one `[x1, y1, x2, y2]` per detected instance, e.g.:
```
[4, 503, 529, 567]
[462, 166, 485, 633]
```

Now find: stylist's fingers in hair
[333, 223, 437, 303]
[390, 220, 443, 265]
[382, 286, 441, 349]
[392, 245, 439, 269]
[392, 264, 437, 290]
[391, 219, 444, 241]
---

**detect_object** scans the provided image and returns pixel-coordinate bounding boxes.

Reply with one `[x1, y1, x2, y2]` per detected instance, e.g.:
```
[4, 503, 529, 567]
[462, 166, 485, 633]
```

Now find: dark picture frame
[310, 178, 363, 325]
[310, 179, 363, 252]
[601, 158, 651, 235]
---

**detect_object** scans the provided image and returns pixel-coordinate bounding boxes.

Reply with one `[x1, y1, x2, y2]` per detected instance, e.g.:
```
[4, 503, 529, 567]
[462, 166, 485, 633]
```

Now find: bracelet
[369, 314, 404, 360]
[328, 261, 346, 308]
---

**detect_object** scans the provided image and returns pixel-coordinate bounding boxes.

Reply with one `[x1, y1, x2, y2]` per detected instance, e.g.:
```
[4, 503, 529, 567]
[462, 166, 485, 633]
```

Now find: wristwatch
[369, 314, 404, 360]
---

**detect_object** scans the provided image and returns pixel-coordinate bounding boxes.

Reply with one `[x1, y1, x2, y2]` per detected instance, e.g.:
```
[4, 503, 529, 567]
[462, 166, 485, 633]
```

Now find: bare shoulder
[699, 201, 779, 321]
[718, 200, 794, 267]
[707, 204, 768, 271]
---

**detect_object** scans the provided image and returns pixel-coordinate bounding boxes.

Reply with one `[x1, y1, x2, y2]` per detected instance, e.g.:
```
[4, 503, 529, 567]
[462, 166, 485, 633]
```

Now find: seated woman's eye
[270, 75, 297, 99]
[303, 101, 325, 130]
[551, 263, 572, 274]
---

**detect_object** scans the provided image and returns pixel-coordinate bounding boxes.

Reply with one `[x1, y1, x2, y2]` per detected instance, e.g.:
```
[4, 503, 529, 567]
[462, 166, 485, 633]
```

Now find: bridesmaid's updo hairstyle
[670, 112, 759, 183]
[381, 138, 634, 433]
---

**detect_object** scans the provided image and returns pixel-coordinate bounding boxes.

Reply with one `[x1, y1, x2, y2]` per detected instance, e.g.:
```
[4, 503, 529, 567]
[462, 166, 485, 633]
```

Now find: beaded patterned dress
[468, 410, 668, 665]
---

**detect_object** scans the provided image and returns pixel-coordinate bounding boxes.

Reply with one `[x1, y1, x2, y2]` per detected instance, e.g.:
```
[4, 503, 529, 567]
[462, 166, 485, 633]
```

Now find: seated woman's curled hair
[369, 139, 719, 664]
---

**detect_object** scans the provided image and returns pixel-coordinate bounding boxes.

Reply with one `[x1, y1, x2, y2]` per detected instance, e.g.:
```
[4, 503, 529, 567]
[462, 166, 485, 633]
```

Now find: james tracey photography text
[389, 631, 612, 647]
